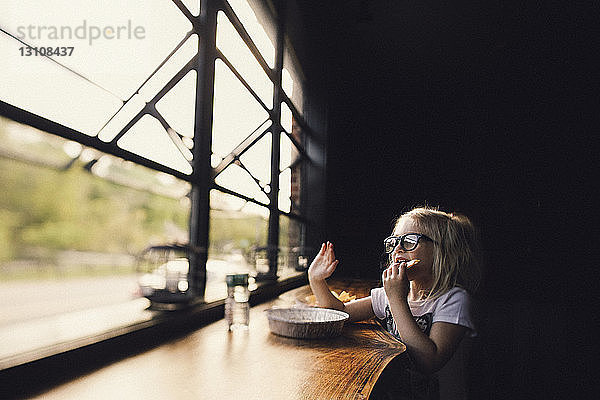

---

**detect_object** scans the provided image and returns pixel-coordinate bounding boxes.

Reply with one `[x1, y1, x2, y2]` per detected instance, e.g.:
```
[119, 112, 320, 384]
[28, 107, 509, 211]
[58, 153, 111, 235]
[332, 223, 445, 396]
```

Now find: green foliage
[0, 118, 279, 272]
[0, 155, 189, 260]
[209, 212, 267, 254]
[0, 209, 20, 261]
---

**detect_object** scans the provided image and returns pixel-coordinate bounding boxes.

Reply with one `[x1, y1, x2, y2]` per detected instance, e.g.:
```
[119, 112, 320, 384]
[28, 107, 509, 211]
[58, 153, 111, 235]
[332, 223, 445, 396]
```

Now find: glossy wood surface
[35, 280, 405, 400]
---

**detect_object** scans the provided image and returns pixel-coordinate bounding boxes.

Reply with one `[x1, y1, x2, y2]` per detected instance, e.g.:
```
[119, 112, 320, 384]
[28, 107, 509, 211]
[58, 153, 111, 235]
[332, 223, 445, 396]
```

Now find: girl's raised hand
[308, 242, 339, 281]
[382, 261, 410, 301]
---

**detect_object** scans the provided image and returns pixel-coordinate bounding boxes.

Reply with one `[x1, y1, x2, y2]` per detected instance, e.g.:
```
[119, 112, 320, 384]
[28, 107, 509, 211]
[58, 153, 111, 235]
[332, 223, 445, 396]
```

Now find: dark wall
[304, 0, 592, 295]
[298, 1, 594, 398]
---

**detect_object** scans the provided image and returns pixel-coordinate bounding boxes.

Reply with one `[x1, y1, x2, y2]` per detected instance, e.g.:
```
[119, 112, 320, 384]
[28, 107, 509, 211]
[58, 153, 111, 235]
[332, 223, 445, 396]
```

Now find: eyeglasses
[383, 233, 433, 253]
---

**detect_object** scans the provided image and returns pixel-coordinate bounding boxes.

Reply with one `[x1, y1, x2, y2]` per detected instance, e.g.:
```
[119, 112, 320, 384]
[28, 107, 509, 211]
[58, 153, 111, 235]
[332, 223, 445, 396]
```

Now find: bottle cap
[226, 273, 249, 287]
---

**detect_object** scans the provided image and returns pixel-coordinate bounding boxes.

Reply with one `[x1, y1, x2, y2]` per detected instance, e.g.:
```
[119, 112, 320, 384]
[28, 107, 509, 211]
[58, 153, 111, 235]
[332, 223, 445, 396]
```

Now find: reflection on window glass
[216, 11, 273, 108]
[226, 0, 275, 68]
[117, 114, 193, 174]
[0, 116, 190, 327]
[212, 59, 270, 161]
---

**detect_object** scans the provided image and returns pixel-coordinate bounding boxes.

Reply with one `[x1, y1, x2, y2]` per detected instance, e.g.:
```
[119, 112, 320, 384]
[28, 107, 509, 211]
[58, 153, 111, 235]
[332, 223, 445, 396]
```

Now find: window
[0, 0, 322, 366]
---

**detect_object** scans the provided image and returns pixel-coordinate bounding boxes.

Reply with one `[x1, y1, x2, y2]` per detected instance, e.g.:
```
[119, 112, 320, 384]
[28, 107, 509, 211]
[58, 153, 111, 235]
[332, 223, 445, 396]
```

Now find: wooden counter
[33, 280, 406, 400]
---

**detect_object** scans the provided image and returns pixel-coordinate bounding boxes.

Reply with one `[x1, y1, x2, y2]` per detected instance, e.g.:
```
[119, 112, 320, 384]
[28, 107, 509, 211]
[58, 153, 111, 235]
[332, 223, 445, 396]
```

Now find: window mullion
[220, 0, 274, 83]
[212, 119, 270, 177]
[188, 0, 217, 301]
[263, 1, 285, 281]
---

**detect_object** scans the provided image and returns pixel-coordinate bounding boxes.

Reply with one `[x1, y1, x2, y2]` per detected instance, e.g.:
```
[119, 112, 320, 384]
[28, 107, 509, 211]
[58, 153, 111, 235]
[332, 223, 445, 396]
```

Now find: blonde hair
[395, 206, 482, 300]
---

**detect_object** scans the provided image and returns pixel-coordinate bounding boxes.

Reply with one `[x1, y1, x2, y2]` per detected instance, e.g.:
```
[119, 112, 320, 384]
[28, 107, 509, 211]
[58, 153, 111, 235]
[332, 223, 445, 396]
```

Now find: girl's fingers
[383, 263, 408, 280]
[329, 260, 339, 271]
[326, 242, 334, 263]
[385, 263, 396, 279]
[398, 261, 407, 279]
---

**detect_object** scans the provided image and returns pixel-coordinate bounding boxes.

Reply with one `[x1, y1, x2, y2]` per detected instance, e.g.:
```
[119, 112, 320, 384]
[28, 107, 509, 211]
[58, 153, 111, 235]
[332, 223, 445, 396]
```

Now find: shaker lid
[226, 273, 249, 286]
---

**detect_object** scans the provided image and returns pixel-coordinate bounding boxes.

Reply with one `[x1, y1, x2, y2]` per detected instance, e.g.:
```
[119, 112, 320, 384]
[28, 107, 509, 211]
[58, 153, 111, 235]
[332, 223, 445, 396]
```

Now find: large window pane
[207, 190, 268, 301]
[211, 59, 270, 162]
[0, 0, 317, 366]
[0, 0, 192, 101]
[215, 163, 269, 204]
[117, 114, 193, 175]
[99, 33, 198, 142]
[0, 32, 122, 136]
[239, 131, 271, 187]
[216, 11, 273, 108]
[155, 69, 197, 140]
[98, 94, 146, 142]
[138, 34, 199, 103]
[226, 0, 276, 68]
[0, 117, 190, 326]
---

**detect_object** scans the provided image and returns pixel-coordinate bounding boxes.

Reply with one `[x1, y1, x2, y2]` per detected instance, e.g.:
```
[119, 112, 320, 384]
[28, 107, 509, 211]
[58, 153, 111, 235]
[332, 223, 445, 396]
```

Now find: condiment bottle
[225, 273, 250, 331]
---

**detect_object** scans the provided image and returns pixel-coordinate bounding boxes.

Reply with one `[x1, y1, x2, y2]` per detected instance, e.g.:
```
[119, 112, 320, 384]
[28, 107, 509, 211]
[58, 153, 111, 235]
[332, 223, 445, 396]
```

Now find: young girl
[308, 206, 482, 399]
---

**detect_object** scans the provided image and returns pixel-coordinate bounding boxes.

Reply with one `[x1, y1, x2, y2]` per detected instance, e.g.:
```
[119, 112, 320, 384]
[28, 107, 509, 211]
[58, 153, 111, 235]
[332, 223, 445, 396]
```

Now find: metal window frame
[0, 0, 319, 301]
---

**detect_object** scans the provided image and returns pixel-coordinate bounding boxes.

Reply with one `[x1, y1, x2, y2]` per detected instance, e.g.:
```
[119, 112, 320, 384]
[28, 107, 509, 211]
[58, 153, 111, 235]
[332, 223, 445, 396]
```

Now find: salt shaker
[225, 273, 250, 331]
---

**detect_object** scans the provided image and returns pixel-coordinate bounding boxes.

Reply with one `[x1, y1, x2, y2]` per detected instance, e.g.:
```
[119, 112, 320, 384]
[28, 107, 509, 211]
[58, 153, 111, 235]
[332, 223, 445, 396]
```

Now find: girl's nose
[392, 244, 405, 255]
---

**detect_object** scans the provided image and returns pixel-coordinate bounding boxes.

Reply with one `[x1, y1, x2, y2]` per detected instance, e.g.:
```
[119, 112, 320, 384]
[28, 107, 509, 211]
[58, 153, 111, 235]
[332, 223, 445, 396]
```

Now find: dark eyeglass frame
[383, 233, 433, 253]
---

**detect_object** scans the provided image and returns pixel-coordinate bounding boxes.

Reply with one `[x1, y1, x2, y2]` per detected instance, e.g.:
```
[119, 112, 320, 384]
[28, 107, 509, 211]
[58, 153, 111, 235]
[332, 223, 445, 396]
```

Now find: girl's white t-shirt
[370, 286, 476, 400]
[370, 286, 476, 339]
